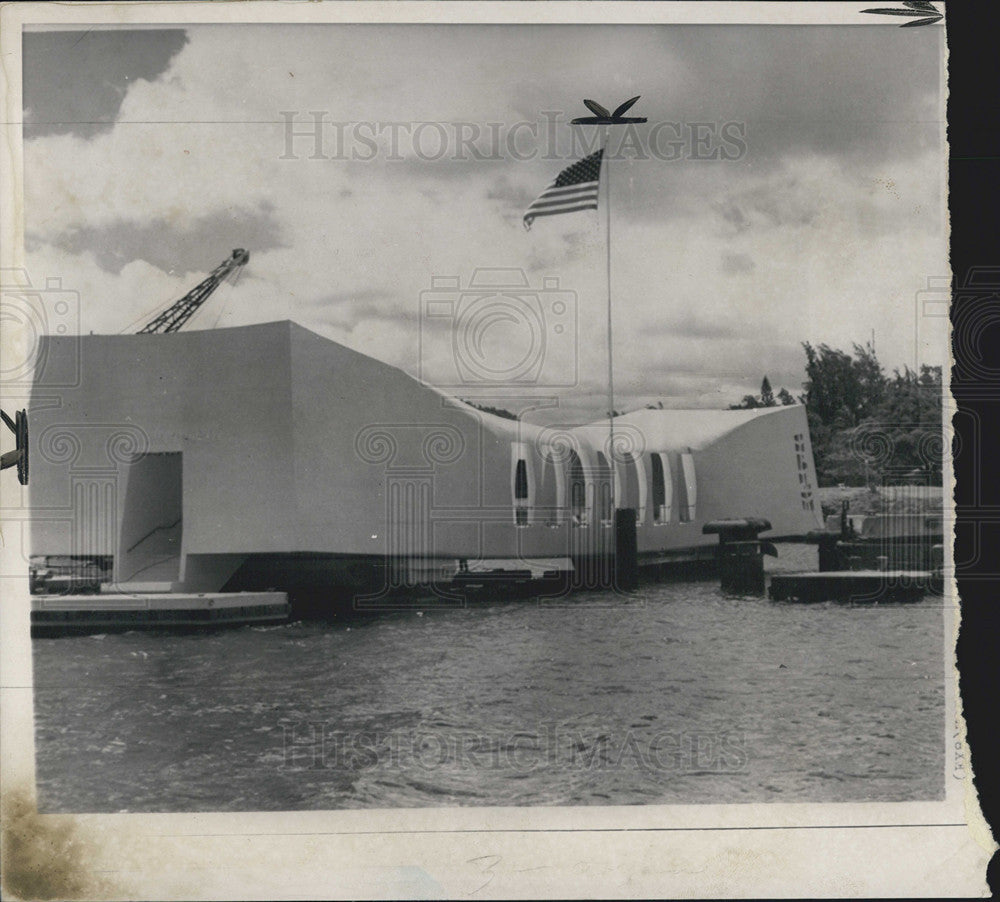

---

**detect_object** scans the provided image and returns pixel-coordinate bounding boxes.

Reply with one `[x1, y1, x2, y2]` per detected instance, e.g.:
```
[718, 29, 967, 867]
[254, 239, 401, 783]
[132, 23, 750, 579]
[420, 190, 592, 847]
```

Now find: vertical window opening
[514, 458, 529, 526]
[596, 452, 613, 524]
[651, 454, 666, 524]
[569, 449, 587, 526]
[679, 451, 697, 523]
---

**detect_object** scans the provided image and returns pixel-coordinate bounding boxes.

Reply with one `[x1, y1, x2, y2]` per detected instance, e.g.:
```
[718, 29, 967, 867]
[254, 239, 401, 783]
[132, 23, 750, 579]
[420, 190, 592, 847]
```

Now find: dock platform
[31, 591, 290, 637]
[768, 570, 943, 604]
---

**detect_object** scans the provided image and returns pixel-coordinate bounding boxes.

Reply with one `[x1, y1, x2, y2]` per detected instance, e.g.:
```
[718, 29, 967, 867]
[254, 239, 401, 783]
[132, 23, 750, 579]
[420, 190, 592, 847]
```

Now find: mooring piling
[614, 508, 639, 591]
[702, 518, 774, 595]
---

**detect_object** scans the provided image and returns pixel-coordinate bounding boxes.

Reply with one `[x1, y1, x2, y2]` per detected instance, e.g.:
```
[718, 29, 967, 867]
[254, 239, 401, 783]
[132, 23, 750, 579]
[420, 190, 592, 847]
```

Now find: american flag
[523, 148, 603, 230]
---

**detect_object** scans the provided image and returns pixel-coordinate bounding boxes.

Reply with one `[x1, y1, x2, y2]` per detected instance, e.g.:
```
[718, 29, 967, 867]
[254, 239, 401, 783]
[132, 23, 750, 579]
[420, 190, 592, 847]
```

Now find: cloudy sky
[22, 23, 947, 419]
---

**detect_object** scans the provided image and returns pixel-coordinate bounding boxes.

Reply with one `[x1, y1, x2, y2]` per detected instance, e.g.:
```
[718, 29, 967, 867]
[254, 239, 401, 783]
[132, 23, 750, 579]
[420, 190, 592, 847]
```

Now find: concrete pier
[31, 591, 289, 637]
[768, 570, 942, 604]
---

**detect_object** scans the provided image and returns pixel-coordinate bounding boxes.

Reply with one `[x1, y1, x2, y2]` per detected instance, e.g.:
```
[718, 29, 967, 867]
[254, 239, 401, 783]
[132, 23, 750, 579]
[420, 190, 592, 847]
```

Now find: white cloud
[22, 24, 948, 416]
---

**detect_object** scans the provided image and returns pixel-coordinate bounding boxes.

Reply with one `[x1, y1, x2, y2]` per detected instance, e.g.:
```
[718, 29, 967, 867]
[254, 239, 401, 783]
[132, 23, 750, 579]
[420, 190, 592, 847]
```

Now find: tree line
[732, 343, 943, 486]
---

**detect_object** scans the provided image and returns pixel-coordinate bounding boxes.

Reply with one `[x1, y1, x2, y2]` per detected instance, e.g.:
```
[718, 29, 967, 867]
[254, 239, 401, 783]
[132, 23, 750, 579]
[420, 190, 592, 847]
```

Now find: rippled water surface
[32, 557, 945, 812]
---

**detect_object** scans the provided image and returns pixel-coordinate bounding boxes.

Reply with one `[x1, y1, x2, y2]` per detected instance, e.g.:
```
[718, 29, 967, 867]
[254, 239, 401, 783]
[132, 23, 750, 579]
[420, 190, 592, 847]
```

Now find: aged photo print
[0, 1, 993, 898]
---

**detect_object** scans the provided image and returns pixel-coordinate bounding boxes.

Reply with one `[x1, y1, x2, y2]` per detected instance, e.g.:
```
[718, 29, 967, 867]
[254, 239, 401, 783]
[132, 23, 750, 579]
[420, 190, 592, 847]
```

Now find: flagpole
[536, 96, 645, 519]
[604, 134, 615, 513]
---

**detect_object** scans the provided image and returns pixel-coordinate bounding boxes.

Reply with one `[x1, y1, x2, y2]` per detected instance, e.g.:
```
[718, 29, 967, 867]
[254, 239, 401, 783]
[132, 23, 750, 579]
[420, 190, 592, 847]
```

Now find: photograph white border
[0, 2, 991, 898]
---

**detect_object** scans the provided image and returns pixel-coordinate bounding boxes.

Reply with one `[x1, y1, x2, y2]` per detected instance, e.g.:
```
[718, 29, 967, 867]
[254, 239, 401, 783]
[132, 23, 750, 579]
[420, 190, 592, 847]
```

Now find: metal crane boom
[138, 248, 250, 334]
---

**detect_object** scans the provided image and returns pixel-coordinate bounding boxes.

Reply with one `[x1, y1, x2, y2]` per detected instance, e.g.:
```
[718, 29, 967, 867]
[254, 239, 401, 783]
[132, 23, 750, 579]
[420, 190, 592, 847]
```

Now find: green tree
[801, 341, 888, 483]
[864, 364, 943, 481]
[760, 376, 775, 407]
[732, 394, 759, 410]
[777, 387, 796, 406]
[802, 341, 885, 429]
[801, 343, 943, 486]
[730, 375, 796, 410]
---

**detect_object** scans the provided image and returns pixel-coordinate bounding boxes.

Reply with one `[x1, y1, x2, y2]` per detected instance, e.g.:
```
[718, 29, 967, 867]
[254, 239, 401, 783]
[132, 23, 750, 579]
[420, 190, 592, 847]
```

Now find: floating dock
[31, 591, 290, 637]
[768, 570, 942, 604]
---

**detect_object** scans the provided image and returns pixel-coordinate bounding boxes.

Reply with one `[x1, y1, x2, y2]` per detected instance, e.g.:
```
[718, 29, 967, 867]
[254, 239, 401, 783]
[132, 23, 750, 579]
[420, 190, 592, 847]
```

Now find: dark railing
[126, 518, 182, 554]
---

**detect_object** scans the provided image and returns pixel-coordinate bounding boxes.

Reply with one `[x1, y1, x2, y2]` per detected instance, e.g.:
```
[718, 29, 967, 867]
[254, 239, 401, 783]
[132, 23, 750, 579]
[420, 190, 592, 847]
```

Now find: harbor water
[31, 550, 946, 812]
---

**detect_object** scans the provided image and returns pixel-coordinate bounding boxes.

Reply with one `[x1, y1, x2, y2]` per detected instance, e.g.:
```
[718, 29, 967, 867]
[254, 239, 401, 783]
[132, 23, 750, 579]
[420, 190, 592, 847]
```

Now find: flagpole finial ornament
[570, 96, 647, 125]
